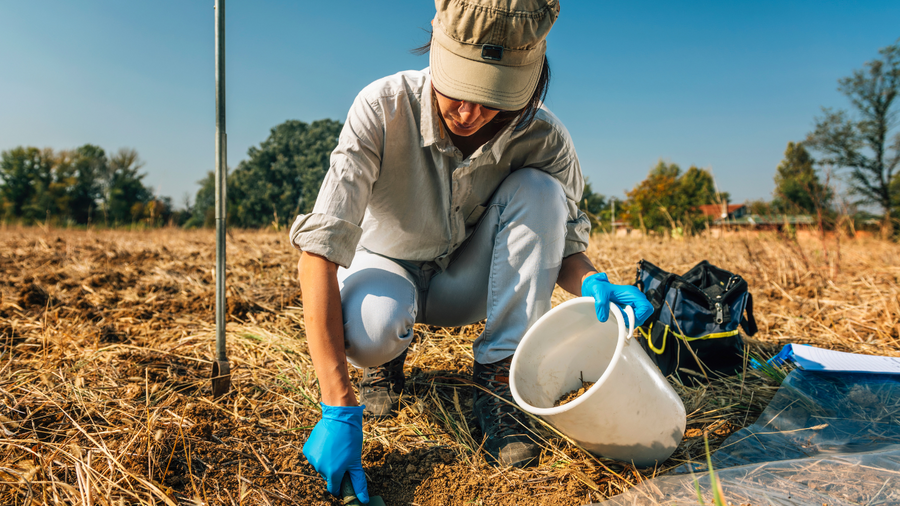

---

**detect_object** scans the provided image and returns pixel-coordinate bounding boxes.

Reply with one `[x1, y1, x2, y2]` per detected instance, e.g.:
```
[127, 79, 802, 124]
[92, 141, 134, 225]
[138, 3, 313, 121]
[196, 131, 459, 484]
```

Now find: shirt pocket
[464, 204, 488, 227]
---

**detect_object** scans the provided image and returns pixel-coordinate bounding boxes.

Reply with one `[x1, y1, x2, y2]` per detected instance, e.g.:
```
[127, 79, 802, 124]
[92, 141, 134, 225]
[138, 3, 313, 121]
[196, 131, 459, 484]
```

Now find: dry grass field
[0, 227, 898, 505]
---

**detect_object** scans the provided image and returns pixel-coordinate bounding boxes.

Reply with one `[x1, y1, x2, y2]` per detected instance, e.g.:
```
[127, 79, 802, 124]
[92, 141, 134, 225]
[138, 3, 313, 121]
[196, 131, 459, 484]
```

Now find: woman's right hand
[303, 403, 369, 504]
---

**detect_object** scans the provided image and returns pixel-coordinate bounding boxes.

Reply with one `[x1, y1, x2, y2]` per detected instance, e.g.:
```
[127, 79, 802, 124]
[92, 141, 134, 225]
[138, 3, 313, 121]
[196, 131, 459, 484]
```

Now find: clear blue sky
[1, 1, 898, 208]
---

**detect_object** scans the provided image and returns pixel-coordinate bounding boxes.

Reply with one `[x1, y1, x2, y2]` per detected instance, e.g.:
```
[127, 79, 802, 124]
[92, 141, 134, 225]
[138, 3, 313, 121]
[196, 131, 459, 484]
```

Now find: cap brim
[430, 40, 543, 111]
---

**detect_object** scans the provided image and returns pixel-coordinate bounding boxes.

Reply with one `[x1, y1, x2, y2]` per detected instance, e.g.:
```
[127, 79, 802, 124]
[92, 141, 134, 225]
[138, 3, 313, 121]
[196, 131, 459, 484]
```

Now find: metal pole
[211, 0, 231, 398]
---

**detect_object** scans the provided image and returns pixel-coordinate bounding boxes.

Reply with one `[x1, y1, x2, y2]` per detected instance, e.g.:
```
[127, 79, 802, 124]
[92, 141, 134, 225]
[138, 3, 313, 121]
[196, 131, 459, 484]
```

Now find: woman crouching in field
[290, 0, 652, 502]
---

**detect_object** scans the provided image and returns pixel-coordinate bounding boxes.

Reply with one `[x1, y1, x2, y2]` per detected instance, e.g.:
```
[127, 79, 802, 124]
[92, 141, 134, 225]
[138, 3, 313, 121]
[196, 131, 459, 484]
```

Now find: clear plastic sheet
[596, 370, 900, 505]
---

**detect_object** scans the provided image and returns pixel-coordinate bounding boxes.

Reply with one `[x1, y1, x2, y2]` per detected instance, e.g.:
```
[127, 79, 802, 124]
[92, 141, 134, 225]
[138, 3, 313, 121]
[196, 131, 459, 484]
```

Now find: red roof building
[697, 204, 747, 220]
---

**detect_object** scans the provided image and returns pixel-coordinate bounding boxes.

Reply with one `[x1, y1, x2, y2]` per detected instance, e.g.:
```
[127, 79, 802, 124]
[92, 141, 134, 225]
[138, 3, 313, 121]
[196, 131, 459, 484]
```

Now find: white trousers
[338, 168, 569, 368]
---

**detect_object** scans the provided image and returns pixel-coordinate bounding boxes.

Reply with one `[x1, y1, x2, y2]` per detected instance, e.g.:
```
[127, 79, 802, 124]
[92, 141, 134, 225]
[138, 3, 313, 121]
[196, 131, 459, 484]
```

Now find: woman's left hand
[581, 272, 653, 327]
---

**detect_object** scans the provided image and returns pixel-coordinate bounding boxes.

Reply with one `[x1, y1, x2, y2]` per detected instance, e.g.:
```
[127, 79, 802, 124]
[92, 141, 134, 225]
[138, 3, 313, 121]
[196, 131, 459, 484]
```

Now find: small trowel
[341, 474, 386, 506]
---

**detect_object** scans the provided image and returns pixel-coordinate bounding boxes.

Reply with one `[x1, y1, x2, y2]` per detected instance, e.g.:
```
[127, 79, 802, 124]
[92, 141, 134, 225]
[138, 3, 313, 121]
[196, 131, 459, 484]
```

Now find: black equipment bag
[634, 259, 758, 382]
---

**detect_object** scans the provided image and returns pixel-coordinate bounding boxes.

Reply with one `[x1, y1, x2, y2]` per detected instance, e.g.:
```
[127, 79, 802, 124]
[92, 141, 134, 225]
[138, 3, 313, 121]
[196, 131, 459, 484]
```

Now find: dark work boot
[358, 348, 408, 419]
[473, 357, 540, 468]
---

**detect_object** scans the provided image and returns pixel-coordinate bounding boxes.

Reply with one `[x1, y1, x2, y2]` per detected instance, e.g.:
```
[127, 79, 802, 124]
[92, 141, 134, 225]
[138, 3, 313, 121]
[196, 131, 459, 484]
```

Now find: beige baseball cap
[430, 0, 560, 111]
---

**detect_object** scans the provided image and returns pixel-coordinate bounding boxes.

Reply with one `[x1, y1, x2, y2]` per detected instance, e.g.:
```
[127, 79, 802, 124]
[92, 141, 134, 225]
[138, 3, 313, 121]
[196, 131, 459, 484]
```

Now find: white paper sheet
[786, 344, 900, 374]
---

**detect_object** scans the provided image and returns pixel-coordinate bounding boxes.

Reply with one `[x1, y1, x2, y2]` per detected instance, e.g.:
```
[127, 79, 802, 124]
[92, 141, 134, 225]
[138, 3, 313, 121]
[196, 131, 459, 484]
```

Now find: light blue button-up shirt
[290, 68, 590, 270]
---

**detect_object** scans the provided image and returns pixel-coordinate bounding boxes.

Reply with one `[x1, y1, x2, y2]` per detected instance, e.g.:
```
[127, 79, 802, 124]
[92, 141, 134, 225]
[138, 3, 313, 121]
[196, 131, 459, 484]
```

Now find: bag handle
[643, 272, 678, 325]
[741, 293, 758, 336]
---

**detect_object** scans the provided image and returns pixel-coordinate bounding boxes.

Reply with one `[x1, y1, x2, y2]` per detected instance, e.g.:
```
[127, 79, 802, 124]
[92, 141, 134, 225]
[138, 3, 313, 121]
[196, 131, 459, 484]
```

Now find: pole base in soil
[211, 359, 231, 398]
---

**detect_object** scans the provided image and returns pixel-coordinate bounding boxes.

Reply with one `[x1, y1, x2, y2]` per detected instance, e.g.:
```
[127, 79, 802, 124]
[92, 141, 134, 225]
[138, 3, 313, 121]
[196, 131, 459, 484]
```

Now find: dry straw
[0, 227, 898, 505]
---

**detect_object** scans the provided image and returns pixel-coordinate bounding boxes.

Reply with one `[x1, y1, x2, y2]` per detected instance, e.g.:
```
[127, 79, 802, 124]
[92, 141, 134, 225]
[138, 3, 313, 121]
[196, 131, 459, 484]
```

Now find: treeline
[0, 119, 342, 229]
[580, 142, 836, 236]
[0, 145, 181, 227]
[583, 39, 900, 236]
[577, 163, 725, 235]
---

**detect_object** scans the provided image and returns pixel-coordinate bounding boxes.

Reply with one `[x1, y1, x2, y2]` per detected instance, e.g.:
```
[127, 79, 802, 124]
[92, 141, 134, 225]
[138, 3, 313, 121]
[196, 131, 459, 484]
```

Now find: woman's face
[434, 89, 501, 137]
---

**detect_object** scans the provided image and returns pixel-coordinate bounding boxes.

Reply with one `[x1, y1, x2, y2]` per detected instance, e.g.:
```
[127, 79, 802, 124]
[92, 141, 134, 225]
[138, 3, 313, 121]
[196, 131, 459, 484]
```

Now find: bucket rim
[509, 297, 631, 416]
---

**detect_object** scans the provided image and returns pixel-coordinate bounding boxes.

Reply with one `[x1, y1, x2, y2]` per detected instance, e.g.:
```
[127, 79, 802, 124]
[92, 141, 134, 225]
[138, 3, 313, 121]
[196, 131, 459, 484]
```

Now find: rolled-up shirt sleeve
[564, 209, 592, 258]
[554, 148, 592, 258]
[289, 89, 384, 268]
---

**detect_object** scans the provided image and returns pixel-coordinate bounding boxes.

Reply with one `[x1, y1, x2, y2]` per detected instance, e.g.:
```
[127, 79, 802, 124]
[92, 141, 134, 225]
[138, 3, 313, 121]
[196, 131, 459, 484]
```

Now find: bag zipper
[713, 275, 740, 323]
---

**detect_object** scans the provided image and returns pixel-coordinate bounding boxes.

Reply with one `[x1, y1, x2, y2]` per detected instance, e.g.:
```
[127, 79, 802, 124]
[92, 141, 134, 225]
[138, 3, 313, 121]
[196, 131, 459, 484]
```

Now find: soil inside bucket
[554, 376, 596, 407]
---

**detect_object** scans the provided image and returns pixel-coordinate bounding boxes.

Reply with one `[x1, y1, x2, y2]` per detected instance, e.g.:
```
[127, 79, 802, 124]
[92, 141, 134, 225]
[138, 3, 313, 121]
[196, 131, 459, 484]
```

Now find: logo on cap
[481, 44, 503, 61]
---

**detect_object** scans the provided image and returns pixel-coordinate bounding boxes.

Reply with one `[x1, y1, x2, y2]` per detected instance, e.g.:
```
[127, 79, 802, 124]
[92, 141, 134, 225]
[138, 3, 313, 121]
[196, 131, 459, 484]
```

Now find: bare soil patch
[1, 227, 898, 505]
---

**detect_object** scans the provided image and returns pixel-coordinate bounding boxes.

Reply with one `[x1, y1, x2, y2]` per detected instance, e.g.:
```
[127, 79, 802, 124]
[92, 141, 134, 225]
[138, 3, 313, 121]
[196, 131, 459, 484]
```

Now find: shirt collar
[420, 72, 444, 149]
[467, 118, 517, 165]
[488, 121, 517, 163]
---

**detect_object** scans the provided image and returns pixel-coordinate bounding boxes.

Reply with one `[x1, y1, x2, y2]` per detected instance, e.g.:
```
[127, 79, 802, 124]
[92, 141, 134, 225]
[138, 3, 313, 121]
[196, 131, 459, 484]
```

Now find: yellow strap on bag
[638, 323, 740, 355]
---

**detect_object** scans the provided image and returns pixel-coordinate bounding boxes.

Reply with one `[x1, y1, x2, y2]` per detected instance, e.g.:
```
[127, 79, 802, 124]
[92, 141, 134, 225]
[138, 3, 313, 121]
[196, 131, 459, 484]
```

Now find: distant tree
[745, 199, 773, 216]
[893, 174, 900, 210]
[186, 171, 216, 228]
[67, 145, 107, 224]
[105, 148, 153, 225]
[674, 166, 719, 213]
[129, 197, 171, 227]
[772, 142, 831, 214]
[1, 144, 164, 227]
[580, 179, 607, 232]
[1, 147, 40, 219]
[805, 41, 900, 223]
[625, 161, 681, 232]
[49, 151, 77, 220]
[165, 193, 194, 227]
[624, 161, 719, 233]
[155, 196, 175, 225]
[0, 147, 59, 222]
[226, 119, 342, 228]
[582, 179, 606, 215]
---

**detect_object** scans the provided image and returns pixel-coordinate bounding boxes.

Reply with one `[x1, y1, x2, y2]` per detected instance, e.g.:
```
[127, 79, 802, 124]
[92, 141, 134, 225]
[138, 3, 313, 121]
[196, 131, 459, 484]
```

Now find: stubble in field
[1, 227, 898, 505]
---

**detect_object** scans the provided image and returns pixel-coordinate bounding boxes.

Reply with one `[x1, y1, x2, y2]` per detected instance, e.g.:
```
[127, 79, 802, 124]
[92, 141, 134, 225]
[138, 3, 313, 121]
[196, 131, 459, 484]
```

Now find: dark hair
[413, 34, 551, 130]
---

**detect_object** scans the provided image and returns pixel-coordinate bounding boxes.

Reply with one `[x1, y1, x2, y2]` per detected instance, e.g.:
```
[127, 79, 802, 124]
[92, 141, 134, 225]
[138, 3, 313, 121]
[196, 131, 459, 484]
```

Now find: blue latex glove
[581, 272, 654, 327]
[302, 403, 369, 504]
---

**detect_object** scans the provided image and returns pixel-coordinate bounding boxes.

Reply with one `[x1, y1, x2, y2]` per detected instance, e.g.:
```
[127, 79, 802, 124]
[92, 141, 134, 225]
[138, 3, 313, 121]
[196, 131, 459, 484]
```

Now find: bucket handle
[619, 304, 635, 340]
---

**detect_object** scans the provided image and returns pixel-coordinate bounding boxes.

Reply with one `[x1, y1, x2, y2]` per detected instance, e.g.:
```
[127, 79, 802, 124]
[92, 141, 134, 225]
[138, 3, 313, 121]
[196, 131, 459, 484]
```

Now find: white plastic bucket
[510, 298, 686, 467]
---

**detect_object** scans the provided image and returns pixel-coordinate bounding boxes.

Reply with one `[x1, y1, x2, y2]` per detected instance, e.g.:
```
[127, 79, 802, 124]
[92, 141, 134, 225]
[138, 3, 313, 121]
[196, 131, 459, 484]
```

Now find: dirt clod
[18, 282, 48, 307]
